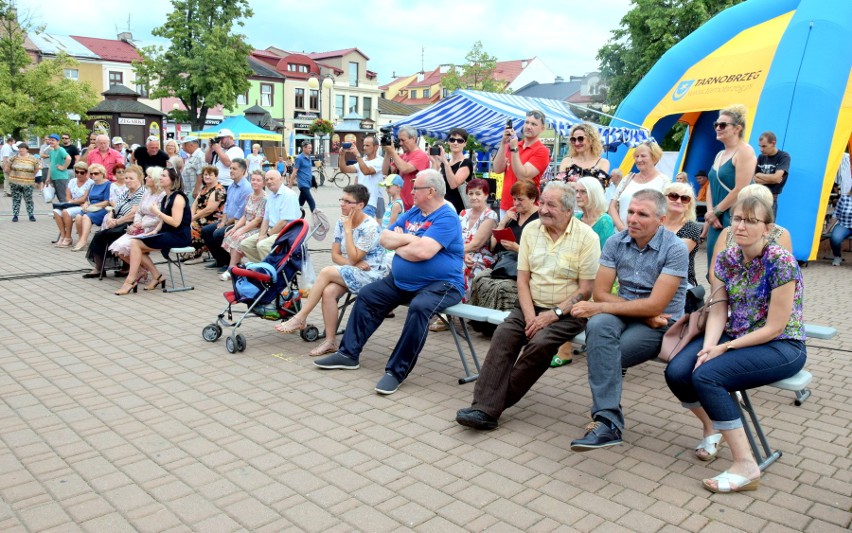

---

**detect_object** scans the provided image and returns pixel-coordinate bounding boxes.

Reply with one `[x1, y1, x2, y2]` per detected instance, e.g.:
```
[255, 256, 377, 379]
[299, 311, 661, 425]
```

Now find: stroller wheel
[235, 334, 247, 352]
[225, 336, 237, 353]
[301, 325, 320, 342]
[202, 323, 222, 342]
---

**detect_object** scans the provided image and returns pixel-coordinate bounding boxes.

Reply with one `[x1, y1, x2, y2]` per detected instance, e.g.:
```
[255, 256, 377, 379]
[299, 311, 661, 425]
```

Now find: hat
[111, 136, 125, 145]
[217, 128, 235, 138]
[695, 169, 708, 178]
[380, 174, 403, 188]
[146, 135, 160, 143]
[48, 134, 60, 141]
[16, 141, 28, 149]
[180, 135, 199, 144]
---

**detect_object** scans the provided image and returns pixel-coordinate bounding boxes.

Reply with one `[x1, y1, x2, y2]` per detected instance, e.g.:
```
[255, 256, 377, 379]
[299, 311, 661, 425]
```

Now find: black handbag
[490, 251, 518, 280]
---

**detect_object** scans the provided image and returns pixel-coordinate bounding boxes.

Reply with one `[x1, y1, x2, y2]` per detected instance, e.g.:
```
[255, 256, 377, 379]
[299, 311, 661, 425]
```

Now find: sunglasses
[448, 137, 465, 144]
[74, 169, 87, 174]
[713, 121, 735, 130]
[526, 110, 545, 121]
[667, 192, 692, 203]
[569, 136, 586, 144]
[412, 186, 433, 191]
[89, 171, 102, 176]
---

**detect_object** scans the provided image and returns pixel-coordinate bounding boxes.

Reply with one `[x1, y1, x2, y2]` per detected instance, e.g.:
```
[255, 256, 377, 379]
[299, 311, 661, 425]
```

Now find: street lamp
[307, 75, 334, 165]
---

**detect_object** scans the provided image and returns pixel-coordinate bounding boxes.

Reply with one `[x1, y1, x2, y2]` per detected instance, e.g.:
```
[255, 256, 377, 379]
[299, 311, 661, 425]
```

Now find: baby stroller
[201, 219, 309, 353]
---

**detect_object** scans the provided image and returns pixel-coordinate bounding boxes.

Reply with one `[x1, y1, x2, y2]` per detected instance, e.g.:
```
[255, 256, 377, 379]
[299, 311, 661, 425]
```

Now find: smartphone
[342, 142, 352, 149]
[506, 118, 513, 129]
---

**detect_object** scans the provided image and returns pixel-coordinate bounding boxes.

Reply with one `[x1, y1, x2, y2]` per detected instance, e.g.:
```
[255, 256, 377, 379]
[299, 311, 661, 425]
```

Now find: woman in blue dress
[71, 164, 113, 252]
[116, 167, 191, 295]
[275, 184, 388, 356]
[704, 104, 757, 269]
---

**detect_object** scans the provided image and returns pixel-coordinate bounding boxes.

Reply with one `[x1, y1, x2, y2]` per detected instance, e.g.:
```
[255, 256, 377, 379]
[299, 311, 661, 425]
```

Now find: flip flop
[550, 355, 572, 367]
[703, 470, 760, 493]
[695, 433, 723, 461]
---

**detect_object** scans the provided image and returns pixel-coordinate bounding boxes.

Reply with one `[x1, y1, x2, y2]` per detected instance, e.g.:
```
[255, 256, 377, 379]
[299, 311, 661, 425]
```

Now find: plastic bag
[300, 246, 317, 288]
[42, 184, 55, 203]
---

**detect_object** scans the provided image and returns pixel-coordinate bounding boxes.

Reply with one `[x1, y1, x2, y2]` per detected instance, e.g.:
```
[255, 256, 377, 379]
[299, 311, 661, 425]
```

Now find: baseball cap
[111, 136, 125, 145]
[217, 128, 235, 138]
[180, 135, 199, 144]
[48, 134, 61, 141]
[380, 174, 403, 188]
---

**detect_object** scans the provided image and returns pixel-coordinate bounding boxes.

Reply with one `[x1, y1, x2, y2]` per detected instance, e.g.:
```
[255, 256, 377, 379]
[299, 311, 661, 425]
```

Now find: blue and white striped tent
[392, 90, 649, 151]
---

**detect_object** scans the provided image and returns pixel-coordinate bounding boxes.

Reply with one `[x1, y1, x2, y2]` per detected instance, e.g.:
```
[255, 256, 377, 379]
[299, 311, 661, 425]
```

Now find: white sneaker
[832, 257, 842, 266]
[219, 271, 231, 281]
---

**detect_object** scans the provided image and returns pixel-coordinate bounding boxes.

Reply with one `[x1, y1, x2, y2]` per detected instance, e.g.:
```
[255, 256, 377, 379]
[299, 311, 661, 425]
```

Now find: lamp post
[308, 76, 334, 166]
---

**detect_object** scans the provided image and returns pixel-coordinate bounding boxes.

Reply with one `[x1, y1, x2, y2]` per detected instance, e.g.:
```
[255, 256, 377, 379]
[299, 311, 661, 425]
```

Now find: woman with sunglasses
[275, 184, 387, 356]
[52, 161, 93, 248]
[665, 196, 805, 493]
[71, 164, 113, 252]
[116, 166, 191, 295]
[704, 104, 757, 268]
[431, 127, 474, 214]
[556, 123, 611, 186]
[608, 140, 668, 232]
[663, 182, 703, 287]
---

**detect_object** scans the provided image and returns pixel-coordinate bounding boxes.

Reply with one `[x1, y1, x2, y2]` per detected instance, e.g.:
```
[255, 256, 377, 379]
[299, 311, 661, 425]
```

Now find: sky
[21, 0, 635, 85]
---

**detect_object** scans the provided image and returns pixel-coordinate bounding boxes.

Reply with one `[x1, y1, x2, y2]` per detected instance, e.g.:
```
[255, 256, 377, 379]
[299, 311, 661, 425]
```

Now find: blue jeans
[585, 313, 669, 431]
[830, 223, 852, 257]
[338, 273, 462, 381]
[665, 335, 806, 431]
[298, 186, 316, 213]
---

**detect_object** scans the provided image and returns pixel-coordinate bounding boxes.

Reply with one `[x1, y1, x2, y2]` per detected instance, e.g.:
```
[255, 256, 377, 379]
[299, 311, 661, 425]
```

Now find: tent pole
[564, 102, 650, 132]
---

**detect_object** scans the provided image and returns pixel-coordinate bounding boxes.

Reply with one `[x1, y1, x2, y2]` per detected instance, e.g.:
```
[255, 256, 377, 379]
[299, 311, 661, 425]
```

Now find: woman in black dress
[431, 127, 474, 213]
[116, 167, 191, 295]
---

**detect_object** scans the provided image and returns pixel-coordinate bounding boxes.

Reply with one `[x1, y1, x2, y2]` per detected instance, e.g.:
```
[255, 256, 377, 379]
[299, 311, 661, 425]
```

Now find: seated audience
[313, 169, 464, 396]
[665, 196, 805, 493]
[108, 167, 166, 279]
[219, 170, 267, 280]
[275, 184, 388, 356]
[202, 158, 251, 273]
[459, 178, 498, 298]
[109, 164, 127, 203]
[239, 170, 301, 263]
[663, 182, 703, 287]
[569, 189, 688, 451]
[189, 165, 226, 257]
[53, 160, 93, 248]
[455, 182, 600, 430]
[84, 164, 145, 277]
[72, 163, 112, 252]
[116, 167, 191, 295]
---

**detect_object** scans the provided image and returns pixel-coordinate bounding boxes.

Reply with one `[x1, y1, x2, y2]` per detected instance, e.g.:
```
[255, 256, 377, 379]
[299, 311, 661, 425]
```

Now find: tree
[442, 41, 507, 95]
[597, 0, 745, 106]
[0, 1, 97, 139]
[134, 0, 254, 132]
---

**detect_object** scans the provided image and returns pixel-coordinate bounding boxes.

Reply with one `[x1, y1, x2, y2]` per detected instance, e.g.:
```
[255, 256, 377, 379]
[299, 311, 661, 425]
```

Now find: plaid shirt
[835, 194, 852, 229]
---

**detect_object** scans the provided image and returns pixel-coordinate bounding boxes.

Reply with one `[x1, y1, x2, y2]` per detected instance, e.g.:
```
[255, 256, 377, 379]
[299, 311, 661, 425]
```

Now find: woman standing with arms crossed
[704, 104, 757, 268]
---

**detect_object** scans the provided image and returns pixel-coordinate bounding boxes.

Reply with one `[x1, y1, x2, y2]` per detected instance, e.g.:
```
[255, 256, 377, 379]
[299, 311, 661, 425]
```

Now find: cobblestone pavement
[0, 184, 849, 532]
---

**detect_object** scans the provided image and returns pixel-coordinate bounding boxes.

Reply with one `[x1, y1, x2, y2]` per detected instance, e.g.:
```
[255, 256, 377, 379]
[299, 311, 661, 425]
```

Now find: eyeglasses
[74, 169, 87, 175]
[666, 192, 691, 203]
[412, 186, 433, 191]
[339, 198, 359, 205]
[448, 137, 465, 144]
[713, 121, 735, 130]
[731, 215, 768, 226]
[569, 136, 586, 144]
[526, 110, 545, 121]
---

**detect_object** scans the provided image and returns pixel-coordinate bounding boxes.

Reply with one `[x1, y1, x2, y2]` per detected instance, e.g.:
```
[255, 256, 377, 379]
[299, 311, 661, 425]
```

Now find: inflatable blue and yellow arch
[610, 0, 852, 261]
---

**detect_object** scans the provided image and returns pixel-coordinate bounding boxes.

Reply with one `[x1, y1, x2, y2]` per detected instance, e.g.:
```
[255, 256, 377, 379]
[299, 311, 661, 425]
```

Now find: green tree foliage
[0, 2, 97, 139]
[597, 0, 744, 106]
[442, 41, 507, 95]
[134, 0, 254, 131]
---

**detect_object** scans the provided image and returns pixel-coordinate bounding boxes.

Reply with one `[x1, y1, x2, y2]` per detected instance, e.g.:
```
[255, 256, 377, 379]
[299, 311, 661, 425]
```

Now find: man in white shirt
[240, 169, 301, 263]
[205, 128, 243, 187]
[340, 135, 384, 219]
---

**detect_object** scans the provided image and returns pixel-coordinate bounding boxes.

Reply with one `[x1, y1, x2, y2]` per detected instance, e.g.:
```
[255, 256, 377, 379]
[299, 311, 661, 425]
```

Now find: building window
[348, 95, 358, 114]
[423, 88, 431, 98]
[64, 69, 78, 81]
[295, 88, 305, 109]
[349, 61, 358, 87]
[136, 83, 149, 98]
[442, 88, 450, 98]
[309, 89, 319, 110]
[288, 63, 309, 73]
[362, 97, 372, 119]
[410, 90, 417, 99]
[335, 94, 345, 118]
[237, 92, 248, 105]
[108, 71, 123, 86]
[261, 83, 273, 106]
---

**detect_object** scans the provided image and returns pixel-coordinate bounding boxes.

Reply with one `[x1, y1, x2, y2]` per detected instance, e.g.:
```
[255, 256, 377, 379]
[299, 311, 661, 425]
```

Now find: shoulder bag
[658, 285, 727, 362]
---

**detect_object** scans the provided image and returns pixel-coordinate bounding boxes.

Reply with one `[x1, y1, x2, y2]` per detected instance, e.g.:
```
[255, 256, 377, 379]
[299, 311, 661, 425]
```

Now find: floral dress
[460, 207, 498, 300]
[108, 189, 166, 257]
[223, 193, 267, 252]
[333, 216, 388, 294]
[190, 183, 226, 251]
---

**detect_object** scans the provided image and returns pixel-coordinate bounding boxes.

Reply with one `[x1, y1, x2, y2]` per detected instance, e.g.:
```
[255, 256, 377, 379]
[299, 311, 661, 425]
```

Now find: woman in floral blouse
[665, 196, 806, 494]
[220, 170, 267, 280]
[189, 165, 226, 255]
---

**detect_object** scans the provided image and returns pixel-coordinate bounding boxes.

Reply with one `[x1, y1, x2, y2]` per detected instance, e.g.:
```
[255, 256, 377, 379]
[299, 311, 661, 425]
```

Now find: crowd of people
[6, 103, 841, 495]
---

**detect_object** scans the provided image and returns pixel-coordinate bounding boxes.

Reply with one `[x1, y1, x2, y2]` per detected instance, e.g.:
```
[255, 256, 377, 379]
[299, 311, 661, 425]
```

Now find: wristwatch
[552, 306, 564, 319]
[509, 148, 518, 152]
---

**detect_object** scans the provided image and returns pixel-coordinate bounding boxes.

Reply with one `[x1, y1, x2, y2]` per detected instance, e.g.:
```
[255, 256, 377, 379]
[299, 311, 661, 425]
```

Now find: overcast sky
[22, 0, 634, 84]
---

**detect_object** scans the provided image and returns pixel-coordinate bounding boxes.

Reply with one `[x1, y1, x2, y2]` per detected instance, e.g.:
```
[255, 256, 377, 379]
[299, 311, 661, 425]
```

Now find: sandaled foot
[309, 341, 337, 357]
[275, 316, 306, 334]
[695, 433, 723, 461]
[429, 317, 449, 332]
[703, 470, 760, 493]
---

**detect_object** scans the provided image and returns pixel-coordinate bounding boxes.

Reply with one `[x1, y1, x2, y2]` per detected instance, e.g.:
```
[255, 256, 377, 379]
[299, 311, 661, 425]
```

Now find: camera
[210, 136, 222, 145]
[379, 126, 400, 149]
[429, 145, 441, 156]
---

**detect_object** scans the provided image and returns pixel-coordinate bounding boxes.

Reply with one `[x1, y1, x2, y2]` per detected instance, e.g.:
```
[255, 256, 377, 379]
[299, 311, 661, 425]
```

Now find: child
[379, 174, 404, 229]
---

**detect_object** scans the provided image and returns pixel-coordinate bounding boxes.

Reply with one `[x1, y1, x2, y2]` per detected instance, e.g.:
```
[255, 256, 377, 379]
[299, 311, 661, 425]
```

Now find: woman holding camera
[431, 128, 474, 214]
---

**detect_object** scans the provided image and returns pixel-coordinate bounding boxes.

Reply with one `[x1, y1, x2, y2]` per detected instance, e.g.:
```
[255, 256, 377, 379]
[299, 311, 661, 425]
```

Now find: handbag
[42, 184, 55, 203]
[490, 251, 518, 280]
[658, 285, 727, 362]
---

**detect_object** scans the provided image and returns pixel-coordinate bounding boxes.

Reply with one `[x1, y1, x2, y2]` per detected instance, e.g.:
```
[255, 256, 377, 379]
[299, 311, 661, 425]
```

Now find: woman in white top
[608, 140, 669, 231]
[246, 144, 266, 173]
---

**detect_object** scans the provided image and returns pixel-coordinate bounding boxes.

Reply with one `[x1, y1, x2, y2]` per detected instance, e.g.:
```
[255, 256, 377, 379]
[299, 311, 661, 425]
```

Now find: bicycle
[326, 169, 351, 188]
[311, 160, 351, 188]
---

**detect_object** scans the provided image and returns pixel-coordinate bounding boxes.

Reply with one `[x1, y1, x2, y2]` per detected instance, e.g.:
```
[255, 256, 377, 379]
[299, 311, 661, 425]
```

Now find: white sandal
[703, 470, 760, 493]
[695, 433, 723, 461]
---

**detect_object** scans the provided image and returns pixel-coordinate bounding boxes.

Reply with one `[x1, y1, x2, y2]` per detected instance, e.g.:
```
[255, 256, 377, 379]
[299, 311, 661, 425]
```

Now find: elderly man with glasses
[493, 110, 551, 218]
[314, 168, 464, 396]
